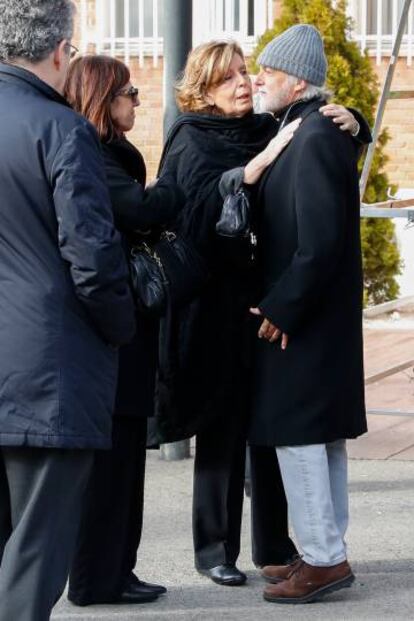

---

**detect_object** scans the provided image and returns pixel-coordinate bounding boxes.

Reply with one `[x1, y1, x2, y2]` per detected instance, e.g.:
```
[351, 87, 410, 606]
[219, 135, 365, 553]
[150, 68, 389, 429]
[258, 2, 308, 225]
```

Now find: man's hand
[249, 308, 289, 349]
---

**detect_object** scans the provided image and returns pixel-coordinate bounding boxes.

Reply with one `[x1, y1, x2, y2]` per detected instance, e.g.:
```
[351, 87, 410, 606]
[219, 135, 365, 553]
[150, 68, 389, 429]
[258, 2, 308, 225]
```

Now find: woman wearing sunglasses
[64, 55, 183, 607]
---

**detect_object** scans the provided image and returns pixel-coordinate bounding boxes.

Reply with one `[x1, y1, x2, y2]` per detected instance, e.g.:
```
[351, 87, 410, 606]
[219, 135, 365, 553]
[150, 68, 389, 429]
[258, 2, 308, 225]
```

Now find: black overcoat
[0, 64, 135, 449]
[156, 112, 279, 442]
[101, 138, 183, 418]
[249, 99, 367, 447]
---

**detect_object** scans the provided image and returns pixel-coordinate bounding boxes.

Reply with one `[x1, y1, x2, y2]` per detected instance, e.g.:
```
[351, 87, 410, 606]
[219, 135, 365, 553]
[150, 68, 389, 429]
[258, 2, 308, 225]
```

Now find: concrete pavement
[52, 451, 414, 620]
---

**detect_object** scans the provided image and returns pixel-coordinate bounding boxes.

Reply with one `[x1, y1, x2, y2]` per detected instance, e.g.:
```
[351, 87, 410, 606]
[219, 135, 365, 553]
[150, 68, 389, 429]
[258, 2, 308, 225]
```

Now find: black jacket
[156, 112, 278, 441]
[101, 137, 183, 418]
[0, 64, 135, 449]
[249, 99, 368, 447]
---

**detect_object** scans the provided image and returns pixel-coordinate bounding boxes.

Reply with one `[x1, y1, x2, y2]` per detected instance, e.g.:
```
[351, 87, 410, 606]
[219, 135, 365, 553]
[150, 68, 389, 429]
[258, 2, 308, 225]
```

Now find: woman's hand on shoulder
[319, 103, 360, 136]
[243, 118, 301, 185]
[262, 118, 302, 163]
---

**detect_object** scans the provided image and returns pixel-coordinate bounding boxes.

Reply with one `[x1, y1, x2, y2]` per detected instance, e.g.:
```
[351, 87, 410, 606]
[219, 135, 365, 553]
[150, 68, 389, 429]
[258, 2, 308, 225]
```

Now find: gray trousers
[0, 446, 93, 621]
[276, 440, 348, 566]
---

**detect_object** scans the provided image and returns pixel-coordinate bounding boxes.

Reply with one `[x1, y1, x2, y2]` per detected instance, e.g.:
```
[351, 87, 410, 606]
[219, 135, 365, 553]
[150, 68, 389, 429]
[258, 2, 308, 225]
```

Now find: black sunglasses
[115, 86, 140, 102]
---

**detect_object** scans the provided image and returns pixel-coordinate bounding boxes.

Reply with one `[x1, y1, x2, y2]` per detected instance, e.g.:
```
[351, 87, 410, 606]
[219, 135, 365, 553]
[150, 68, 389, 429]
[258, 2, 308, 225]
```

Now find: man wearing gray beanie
[249, 24, 367, 604]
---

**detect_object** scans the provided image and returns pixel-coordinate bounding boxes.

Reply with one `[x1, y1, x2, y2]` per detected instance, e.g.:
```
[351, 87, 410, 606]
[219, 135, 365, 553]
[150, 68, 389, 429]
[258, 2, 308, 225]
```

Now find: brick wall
[373, 58, 414, 190]
[73, 0, 97, 53]
[72, 0, 164, 180]
[71, 0, 414, 188]
[273, 0, 282, 18]
[128, 58, 164, 181]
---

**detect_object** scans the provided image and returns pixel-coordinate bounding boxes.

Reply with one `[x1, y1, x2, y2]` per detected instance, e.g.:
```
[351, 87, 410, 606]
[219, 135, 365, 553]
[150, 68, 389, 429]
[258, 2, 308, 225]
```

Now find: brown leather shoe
[263, 560, 355, 604]
[261, 556, 302, 584]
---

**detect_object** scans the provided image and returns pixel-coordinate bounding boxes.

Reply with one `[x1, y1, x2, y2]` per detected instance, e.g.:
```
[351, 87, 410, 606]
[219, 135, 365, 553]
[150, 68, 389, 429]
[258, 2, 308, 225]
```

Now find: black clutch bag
[215, 189, 250, 238]
[129, 231, 208, 315]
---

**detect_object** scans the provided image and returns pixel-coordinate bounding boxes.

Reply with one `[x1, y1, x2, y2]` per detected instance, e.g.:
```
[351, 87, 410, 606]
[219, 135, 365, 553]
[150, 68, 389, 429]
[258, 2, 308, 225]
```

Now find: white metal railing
[347, 0, 414, 65]
[80, 1, 414, 67]
[80, 0, 274, 66]
[193, 0, 271, 53]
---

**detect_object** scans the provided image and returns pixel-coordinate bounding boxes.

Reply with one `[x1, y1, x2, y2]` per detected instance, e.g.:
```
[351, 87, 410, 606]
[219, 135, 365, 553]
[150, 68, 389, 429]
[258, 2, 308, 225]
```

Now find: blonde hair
[176, 40, 245, 114]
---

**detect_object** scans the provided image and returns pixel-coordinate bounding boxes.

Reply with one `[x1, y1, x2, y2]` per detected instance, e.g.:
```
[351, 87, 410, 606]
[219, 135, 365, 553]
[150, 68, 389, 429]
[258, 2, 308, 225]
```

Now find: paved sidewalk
[349, 327, 414, 460]
[53, 452, 414, 621]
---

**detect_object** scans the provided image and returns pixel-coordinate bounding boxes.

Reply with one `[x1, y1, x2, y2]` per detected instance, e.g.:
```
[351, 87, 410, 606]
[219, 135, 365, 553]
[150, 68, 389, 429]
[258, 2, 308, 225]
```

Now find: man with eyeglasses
[0, 1, 135, 619]
[67, 42, 79, 59]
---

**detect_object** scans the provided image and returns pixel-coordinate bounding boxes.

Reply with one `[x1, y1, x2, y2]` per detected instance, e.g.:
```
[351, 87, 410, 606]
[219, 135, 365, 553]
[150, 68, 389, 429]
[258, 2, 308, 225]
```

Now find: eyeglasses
[65, 43, 79, 59]
[115, 86, 140, 103]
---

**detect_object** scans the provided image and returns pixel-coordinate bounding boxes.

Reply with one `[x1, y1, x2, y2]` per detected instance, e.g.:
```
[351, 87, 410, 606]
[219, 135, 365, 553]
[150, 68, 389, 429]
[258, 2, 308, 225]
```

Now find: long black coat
[249, 99, 367, 447]
[101, 138, 183, 418]
[156, 112, 279, 442]
[0, 64, 135, 449]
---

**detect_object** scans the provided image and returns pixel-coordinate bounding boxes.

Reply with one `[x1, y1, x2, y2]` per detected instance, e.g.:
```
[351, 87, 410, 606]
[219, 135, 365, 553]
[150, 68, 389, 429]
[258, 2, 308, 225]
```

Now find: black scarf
[158, 111, 279, 251]
[159, 111, 278, 176]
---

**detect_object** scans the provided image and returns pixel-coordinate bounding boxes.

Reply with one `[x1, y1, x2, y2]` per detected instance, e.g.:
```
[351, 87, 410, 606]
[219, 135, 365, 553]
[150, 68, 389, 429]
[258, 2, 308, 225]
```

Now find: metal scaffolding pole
[160, 0, 193, 461]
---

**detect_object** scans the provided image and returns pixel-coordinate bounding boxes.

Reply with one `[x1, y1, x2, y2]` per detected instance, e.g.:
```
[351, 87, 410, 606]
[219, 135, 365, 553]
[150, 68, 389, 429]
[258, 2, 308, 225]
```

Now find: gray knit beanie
[257, 24, 327, 86]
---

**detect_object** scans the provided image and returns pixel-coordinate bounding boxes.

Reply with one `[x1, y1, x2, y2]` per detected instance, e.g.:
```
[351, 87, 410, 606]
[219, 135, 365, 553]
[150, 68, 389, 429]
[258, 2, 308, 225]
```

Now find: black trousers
[249, 446, 298, 567]
[68, 416, 147, 604]
[193, 413, 247, 570]
[0, 446, 93, 621]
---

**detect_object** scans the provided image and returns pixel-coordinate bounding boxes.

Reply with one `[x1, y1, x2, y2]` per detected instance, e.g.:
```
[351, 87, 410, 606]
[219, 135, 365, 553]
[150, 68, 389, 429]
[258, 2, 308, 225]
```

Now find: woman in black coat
[156, 40, 366, 585]
[64, 56, 183, 606]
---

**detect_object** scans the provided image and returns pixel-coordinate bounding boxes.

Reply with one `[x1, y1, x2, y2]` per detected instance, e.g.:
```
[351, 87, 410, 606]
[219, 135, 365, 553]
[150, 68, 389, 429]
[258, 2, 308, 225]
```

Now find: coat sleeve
[218, 167, 245, 198]
[348, 107, 372, 157]
[160, 129, 225, 252]
[258, 128, 353, 334]
[51, 122, 136, 347]
[104, 153, 184, 232]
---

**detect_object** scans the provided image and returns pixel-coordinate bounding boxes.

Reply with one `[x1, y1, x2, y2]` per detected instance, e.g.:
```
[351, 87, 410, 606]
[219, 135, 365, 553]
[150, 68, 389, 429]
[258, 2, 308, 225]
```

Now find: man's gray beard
[256, 90, 292, 115]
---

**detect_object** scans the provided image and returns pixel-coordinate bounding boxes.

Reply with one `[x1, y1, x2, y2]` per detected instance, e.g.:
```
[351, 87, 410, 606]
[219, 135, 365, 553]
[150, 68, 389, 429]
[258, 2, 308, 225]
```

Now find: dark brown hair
[64, 55, 130, 140]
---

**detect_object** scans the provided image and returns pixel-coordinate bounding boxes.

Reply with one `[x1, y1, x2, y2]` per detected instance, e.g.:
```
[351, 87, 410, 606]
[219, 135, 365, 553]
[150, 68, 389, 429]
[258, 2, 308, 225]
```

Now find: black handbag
[129, 231, 208, 315]
[215, 189, 250, 238]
